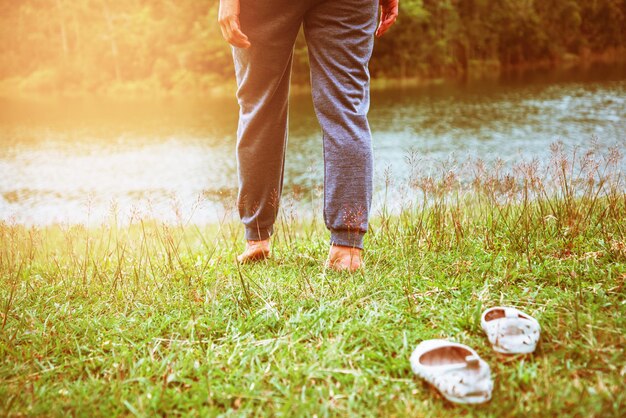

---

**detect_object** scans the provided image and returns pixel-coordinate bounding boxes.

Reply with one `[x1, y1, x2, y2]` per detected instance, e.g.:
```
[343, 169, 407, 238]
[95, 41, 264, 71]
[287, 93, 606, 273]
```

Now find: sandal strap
[429, 360, 492, 398]
[465, 354, 480, 368]
[482, 307, 541, 353]
[504, 307, 520, 318]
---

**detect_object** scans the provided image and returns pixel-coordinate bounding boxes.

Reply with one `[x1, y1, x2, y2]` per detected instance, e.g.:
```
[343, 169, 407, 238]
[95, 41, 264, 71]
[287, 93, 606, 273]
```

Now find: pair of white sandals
[410, 306, 541, 404]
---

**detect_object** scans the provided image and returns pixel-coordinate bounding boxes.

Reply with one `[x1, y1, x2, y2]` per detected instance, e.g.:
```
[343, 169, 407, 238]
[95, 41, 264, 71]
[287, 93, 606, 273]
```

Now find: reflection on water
[1, 63, 625, 225]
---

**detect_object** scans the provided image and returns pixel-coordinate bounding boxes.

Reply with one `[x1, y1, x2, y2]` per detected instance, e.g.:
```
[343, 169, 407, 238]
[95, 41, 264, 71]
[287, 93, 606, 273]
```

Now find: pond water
[1, 63, 625, 225]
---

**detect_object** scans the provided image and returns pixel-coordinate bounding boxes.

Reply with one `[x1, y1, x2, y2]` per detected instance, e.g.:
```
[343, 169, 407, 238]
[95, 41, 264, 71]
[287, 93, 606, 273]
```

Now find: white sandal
[410, 339, 493, 404]
[481, 306, 540, 354]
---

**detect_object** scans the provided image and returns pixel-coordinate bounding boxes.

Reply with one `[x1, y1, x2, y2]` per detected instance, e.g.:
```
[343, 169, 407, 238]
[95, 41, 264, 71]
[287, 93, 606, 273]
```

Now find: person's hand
[375, 0, 399, 37]
[218, 0, 251, 48]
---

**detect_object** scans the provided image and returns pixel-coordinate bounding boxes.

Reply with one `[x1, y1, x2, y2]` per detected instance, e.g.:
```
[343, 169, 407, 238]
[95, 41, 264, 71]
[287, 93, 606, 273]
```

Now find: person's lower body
[232, 0, 377, 269]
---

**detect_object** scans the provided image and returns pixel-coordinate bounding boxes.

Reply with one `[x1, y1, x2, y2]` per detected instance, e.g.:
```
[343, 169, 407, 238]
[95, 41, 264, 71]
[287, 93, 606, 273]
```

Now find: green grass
[1, 144, 625, 417]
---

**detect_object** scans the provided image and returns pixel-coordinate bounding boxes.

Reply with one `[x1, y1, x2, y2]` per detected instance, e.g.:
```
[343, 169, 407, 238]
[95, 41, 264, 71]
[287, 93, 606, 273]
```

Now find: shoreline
[1, 52, 624, 101]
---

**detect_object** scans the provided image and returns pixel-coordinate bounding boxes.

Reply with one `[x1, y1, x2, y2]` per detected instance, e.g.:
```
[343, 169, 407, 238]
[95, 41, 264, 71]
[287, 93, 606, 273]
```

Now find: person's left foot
[326, 245, 364, 272]
[237, 239, 271, 264]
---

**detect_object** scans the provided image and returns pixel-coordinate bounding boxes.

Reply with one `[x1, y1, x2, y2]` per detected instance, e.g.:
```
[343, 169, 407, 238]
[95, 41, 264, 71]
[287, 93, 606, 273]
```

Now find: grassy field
[1, 144, 625, 417]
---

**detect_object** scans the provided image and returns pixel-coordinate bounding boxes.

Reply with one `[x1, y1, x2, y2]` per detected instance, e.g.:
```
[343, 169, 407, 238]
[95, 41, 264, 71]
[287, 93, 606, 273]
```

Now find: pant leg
[233, 1, 305, 241]
[303, 0, 378, 249]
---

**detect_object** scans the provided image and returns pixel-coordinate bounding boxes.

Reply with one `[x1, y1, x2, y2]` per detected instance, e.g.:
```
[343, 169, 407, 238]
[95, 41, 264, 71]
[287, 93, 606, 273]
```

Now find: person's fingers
[376, 10, 384, 37]
[229, 17, 251, 48]
[222, 17, 235, 44]
[218, 14, 250, 48]
[376, 10, 398, 37]
[219, 21, 230, 44]
[217, 11, 232, 42]
[376, 13, 397, 37]
[376, 20, 391, 37]
[375, 2, 399, 37]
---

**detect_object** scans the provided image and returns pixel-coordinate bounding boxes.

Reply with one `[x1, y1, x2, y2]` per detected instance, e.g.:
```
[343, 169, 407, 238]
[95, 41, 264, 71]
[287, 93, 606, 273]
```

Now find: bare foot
[237, 239, 271, 264]
[326, 245, 364, 272]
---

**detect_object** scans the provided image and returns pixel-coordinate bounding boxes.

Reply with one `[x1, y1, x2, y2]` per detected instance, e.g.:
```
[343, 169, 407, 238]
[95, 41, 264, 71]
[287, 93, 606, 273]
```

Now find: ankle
[246, 238, 270, 245]
[330, 230, 365, 250]
[329, 244, 362, 258]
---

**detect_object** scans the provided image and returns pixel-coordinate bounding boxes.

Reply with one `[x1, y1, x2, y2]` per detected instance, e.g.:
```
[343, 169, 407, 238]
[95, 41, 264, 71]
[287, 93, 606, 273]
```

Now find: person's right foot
[325, 244, 364, 272]
[237, 239, 271, 264]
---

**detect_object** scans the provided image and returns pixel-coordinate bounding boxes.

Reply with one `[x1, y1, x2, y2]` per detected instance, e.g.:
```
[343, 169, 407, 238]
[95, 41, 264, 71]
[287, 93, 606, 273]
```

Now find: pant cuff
[330, 229, 365, 250]
[245, 225, 273, 241]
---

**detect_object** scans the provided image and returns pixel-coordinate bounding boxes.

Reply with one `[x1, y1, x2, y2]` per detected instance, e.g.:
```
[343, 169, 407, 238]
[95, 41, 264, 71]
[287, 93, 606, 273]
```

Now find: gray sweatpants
[232, 0, 377, 249]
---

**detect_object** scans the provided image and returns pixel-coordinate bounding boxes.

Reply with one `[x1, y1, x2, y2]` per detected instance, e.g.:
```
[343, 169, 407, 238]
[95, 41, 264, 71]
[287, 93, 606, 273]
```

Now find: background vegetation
[0, 0, 624, 95]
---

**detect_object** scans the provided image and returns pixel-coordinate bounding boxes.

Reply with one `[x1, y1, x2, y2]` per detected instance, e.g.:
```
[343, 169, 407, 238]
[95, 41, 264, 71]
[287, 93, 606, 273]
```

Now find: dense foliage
[0, 0, 624, 94]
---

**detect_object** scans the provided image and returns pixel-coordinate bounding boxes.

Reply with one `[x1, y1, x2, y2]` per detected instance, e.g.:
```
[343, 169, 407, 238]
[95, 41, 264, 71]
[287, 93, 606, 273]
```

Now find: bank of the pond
[2, 53, 625, 100]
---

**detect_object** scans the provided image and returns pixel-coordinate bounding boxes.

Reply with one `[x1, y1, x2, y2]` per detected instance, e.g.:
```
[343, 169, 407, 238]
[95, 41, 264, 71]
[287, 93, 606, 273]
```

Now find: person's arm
[218, 0, 251, 48]
[376, 0, 399, 37]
